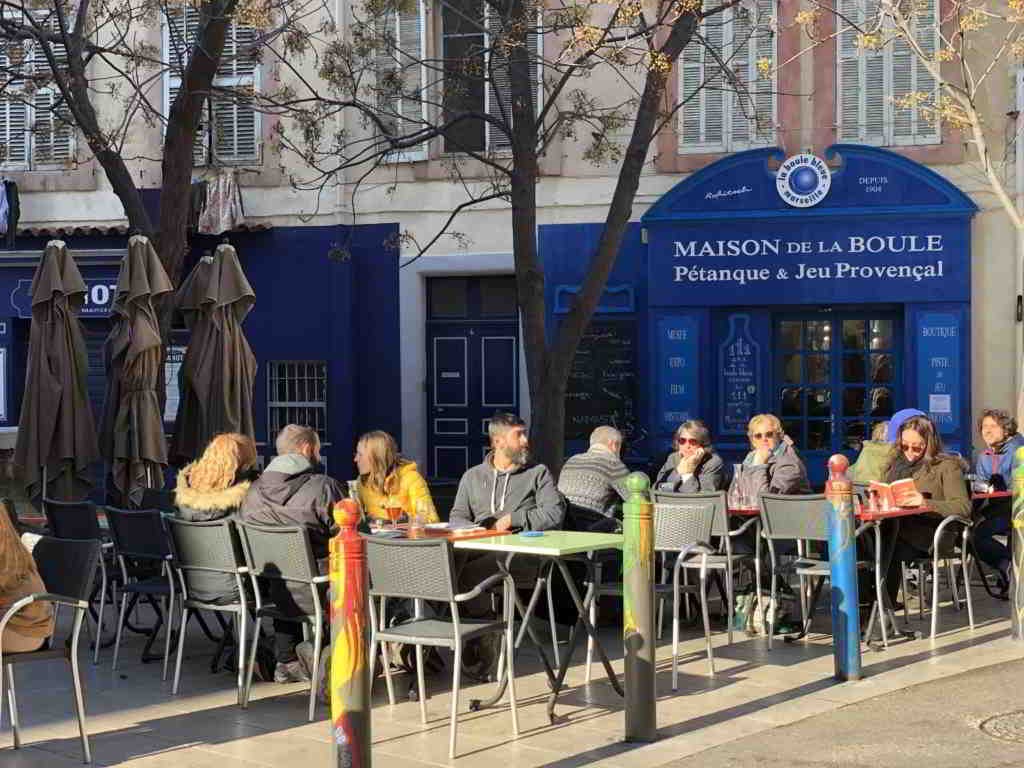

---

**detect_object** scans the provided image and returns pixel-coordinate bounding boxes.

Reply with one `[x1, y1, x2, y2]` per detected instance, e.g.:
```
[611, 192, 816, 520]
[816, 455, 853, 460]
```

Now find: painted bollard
[623, 471, 656, 743]
[825, 454, 861, 681]
[330, 499, 371, 768]
[1012, 446, 1024, 641]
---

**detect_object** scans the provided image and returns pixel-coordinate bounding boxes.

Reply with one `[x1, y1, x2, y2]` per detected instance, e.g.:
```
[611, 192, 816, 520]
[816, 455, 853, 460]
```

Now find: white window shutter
[702, 13, 725, 149]
[31, 88, 73, 166]
[730, 0, 776, 149]
[864, 55, 885, 142]
[836, 0, 864, 141]
[212, 87, 259, 164]
[0, 96, 29, 168]
[911, 0, 940, 143]
[375, 0, 427, 159]
[166, 82, 210, 166]
[730, 5, 753, 146]
[751, 0, 776, 145]
[486, 5, 540, 153]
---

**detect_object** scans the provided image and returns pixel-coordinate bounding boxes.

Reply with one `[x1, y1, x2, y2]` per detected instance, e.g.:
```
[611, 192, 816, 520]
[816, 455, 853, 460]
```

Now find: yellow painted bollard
[330, 499, 371, 767]
[1012, 447, 1024, 641]
[623, 472, 656, 742]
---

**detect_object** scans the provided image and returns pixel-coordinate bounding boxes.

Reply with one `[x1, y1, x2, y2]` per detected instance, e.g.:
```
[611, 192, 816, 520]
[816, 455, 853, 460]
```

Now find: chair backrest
[365, 536, 457, 603]
[43, 499, 102, 541]
[141, 488, 176, 513]
[105, 507, 170, 562]
[651, 492, 719, 553]
[758, 493, 829, 543]
[235, 521, 318, 584]
[164, 516, 244, 575]
[32, 536, 101, 603]
[652, 490, 728, 538]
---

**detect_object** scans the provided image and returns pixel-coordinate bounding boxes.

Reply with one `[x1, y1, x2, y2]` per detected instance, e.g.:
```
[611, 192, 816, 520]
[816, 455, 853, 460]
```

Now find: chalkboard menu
[719, 314, 761, 435]
[916, 310, 961, 434]
[656, 315, 699, 434]
[566, 319, 636, 441]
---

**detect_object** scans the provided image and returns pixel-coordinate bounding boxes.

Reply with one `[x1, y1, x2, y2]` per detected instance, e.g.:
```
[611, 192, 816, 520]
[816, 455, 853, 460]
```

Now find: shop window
[678, 0, 776, 154]
[267, 361, 328, 442]
[441, 0, 542, 154]
[0, 10, 74, 170]
[836, 0, 939, 147]
[163, 3, 261, 166]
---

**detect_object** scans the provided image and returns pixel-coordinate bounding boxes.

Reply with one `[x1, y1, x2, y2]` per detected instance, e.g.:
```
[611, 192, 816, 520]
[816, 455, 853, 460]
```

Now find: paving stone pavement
[1, 582, 1021, 766]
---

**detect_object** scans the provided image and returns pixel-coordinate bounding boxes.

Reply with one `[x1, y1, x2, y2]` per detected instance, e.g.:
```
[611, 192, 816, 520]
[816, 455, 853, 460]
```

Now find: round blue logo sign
[776, 154, 831, 208]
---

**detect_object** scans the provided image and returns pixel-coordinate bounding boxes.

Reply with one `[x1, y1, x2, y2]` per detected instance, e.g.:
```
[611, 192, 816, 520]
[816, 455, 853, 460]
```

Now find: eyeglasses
[901, 442, 926, 455]
[677, 437, 701, 446]
[751, 431, 777, 440]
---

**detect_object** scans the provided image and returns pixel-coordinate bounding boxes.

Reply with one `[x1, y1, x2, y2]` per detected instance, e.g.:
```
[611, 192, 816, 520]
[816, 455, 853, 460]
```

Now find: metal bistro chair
[163, 517, 253, 705]
[105, 507, 177, 679]
[365, 536, 517, 760]
[1, 537, 101, 763]
[235, 521, 326, 722]
[140, 488, 176, 514]
[759, 493, 861, 649]
[902, 515, 975, 638]
[42, 498, 112, 664]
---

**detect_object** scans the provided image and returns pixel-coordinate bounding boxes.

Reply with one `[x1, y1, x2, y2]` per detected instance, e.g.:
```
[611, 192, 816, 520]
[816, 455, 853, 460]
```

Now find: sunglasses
[677, 437, 701, 446]
[901, 442, 926, 455]
[751, 431, 777, 440]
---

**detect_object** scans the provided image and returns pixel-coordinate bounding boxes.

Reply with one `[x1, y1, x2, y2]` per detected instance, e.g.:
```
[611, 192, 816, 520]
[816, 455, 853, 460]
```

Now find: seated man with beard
[450, 412, 566, 678]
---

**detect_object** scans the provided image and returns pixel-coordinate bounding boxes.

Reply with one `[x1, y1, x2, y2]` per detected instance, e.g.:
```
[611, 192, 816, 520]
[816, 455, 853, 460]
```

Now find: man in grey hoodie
[452, 413, 565, 679]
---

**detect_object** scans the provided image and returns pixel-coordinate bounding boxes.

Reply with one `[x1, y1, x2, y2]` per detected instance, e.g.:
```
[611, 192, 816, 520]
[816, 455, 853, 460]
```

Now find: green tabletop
[451, 530, 623, 556]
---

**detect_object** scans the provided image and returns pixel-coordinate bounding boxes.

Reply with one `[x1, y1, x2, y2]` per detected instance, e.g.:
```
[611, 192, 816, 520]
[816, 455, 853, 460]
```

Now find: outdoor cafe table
[451, 530, 624, 722]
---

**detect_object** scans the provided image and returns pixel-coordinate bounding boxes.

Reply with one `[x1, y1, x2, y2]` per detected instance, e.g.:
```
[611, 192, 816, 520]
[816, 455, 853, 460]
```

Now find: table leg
[545, 558, 623, 724]
[865, 520, 920, 645]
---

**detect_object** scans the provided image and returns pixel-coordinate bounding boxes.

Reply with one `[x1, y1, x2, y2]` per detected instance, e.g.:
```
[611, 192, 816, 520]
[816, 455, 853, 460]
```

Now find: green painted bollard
[1012, 447, 1024, 641]
[330, 499, 371, 768]
[623, 471, 656, 743]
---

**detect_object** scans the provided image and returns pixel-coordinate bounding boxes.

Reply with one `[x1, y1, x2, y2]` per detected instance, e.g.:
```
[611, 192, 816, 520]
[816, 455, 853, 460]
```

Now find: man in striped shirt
[557, 425, 631, 520]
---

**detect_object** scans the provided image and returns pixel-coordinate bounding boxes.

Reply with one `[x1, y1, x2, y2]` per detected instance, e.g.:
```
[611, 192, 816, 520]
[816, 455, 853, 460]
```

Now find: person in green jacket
[848, 421, 891, 483]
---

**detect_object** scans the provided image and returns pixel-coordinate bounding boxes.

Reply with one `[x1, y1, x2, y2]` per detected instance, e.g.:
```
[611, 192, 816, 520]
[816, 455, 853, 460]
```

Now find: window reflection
[844, 386, 866, 417]
[869, 387, 893, 417]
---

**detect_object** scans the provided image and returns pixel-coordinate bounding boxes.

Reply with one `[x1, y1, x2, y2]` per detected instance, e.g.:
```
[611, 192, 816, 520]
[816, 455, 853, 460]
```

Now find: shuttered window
[441, 0, 542, 154]
[0, 10, 75, 170]
[678, 0, 776, 155]
[163, 5, 261, 166]
[374, 0, 428, 161]
[836, 0, 939, 146]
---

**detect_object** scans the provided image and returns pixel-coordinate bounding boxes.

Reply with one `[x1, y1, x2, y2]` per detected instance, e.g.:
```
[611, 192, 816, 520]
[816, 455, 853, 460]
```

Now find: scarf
[988, 433, 1017, 456]
[886, 452, 922, 482]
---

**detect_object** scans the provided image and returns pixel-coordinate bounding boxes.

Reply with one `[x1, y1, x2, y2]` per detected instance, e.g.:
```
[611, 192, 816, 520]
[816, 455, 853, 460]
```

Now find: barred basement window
[267, 361, 328, 442]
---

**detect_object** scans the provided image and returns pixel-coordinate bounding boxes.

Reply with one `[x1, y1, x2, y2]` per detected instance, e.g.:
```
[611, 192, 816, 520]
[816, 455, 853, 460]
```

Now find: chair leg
[767, 565, 778, 650]
[505, 582, 519, 737]
[173, 607, 189, 695]
[94, 562, 107, 665]
[901, 565, 909, 623]
[6, 666, 19, 749]
[700, 564, 715, 676]
[725, 562, 735, 646]
[918, 563, 925, 622]
[308, 620, 322, 722]
[947, 560, 961, 610]
[963, 529, 975, 630]
[242, 615, 260, 709]
[449, 641, 462, 760]
[69, 609, 92, 764]
[237, 610, 247, 707]
[415, 645, 428, 724]
[671, 573, 680, 691]
[112, 592, 129, 671]
[931, 552, 941, 639]
[162, 596, 174, 682]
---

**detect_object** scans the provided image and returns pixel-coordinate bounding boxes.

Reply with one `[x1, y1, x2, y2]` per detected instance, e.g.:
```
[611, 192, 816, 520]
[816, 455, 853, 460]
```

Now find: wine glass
[385, 495, 403, 530]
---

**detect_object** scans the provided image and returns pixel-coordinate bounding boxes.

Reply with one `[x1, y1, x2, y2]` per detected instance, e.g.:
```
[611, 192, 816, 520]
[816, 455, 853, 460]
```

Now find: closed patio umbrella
[100, 235, 173, 506]
[13, 240, 101, 501]
[170, 242, 256, 464]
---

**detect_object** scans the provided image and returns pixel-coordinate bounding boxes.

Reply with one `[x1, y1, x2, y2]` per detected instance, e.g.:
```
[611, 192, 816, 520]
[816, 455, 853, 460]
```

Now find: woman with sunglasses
[883, 414, 970, 602]
[655, 419, 724, 492]
[729, 413, 811, 501]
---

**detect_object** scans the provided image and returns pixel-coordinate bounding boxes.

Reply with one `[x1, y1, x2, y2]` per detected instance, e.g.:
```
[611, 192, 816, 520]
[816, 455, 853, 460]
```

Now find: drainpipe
[1016, 70, 1024, 426]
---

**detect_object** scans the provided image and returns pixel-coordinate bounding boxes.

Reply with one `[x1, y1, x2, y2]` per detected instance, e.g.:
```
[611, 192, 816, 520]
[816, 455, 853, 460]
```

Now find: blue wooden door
[426, 323, 519, 478]
[775, 312, 901, 486]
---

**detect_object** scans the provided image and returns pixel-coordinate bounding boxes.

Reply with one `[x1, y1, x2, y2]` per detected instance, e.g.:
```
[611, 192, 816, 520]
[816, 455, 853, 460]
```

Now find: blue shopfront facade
[543, 145, 977, 486]
[0, 222, 401, 491]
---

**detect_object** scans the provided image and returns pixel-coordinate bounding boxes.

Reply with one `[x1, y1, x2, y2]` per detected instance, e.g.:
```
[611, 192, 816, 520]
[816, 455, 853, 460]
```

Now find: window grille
[267, 361, 328, 443]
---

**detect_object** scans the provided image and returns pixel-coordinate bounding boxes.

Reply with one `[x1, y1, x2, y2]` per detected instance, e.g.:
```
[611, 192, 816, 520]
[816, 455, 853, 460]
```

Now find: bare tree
[0, 0, 329, 281]
[269, 0, 776, 470]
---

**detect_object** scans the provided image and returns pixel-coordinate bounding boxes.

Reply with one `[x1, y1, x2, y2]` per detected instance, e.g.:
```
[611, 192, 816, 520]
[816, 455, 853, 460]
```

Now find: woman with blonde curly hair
[0, 506, 54, 651]
[174, 433, 259, 603]
[354, 430, 438, 524]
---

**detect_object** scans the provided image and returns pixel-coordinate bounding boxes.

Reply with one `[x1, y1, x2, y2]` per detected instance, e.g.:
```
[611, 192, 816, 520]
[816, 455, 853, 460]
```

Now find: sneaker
[296, 641, 331, 704]
[274, 659, 311, 684]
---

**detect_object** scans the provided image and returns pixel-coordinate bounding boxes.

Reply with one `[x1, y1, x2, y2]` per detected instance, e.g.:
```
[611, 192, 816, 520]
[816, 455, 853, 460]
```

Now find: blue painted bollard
[825, 454, 861, 681]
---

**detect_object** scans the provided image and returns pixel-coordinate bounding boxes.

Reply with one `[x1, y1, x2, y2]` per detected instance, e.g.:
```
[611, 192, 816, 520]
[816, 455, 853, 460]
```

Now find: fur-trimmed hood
[174, 466, 251, 518]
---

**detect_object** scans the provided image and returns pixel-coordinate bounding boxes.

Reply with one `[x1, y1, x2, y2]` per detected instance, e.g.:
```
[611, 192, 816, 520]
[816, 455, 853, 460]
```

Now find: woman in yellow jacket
[354, 430, 439, 524]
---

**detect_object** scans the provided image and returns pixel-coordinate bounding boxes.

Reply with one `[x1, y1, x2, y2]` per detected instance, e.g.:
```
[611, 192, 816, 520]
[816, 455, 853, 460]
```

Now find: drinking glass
[385, 496, 403, 530]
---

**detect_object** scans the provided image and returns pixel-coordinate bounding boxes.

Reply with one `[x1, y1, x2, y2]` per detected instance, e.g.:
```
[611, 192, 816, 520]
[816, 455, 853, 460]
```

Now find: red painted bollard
[330, 499, 371, 768]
